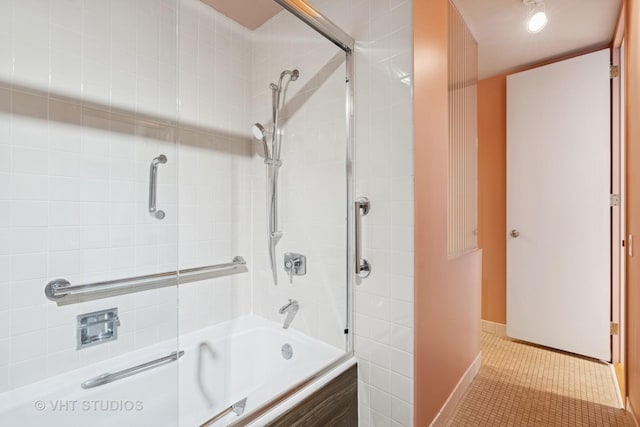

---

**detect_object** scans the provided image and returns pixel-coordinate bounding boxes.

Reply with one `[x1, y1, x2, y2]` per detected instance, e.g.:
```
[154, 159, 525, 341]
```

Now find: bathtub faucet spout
[278, 299, 299, 329]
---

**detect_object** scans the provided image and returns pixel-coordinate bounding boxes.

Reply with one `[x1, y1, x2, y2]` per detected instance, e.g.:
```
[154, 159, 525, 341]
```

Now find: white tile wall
[306, 1, 415, 426]
[248, 10, 349, 351]
[0, 0, 253, 393]
[248, 1, 414, 425]
[175, 0, 253, 336]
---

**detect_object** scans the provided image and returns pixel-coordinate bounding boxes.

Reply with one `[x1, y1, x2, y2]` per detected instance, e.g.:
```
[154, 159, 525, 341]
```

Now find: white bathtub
[0, 315, 355, 426]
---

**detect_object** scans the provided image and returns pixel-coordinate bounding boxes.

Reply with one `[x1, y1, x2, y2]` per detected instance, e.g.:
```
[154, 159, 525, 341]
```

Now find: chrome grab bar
[355, 197, 371, 278]
[149, 154, 167, 219]
[81, 351, 184, 389]
[45, 256, 248, 304]
[199, 397, 248, 427]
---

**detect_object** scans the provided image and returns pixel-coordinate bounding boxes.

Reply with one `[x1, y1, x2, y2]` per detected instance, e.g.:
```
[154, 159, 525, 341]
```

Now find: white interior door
[507, 49, 611, 361]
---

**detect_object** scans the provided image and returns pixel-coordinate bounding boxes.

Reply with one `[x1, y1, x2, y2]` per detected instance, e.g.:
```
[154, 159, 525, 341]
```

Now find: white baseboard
[628, 397, 639, 427]
[430, 352, 482, 427]
[481, 319, 506, 336]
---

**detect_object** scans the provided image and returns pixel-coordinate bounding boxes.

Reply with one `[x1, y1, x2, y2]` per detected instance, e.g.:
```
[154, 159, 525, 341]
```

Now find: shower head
[251, 123, 270, 158]
[278, 69, 300, 87]
[252, 123, 267, 141]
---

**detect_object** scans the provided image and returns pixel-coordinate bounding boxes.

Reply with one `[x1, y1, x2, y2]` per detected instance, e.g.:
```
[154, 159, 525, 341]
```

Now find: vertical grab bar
[149, 155, 167, 220]
[355, 197, 371, 278]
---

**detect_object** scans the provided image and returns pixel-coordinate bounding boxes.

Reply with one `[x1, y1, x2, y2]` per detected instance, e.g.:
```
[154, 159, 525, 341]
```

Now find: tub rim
[199, 351, 355, 427]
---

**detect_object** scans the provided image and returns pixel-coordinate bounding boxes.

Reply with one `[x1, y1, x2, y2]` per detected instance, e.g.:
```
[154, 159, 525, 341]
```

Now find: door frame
[612, 46, 623, 365]
[612, 0, 626, 366]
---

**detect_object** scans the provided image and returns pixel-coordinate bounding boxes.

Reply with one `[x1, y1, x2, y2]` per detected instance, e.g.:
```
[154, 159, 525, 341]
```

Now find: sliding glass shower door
[0, 1, 181, 425]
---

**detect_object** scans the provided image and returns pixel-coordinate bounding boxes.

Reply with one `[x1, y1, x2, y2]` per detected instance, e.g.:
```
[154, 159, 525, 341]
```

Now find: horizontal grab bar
[199, 397, 248, 427]
[45, 256, 248, 304]
[81, 351, 184, 389]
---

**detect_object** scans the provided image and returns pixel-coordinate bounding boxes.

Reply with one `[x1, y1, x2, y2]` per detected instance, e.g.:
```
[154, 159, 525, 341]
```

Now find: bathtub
[0, 315, 355, 426]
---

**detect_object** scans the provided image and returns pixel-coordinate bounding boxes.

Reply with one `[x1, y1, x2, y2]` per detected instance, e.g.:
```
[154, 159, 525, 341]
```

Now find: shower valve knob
[284, 253, 306, 284]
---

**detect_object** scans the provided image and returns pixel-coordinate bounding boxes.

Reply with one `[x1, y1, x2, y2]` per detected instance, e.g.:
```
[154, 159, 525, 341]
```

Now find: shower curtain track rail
[44, 256, 248, 305]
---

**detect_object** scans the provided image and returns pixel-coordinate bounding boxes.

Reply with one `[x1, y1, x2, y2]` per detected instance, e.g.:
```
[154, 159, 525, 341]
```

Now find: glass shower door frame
[272, 0, 357, 355]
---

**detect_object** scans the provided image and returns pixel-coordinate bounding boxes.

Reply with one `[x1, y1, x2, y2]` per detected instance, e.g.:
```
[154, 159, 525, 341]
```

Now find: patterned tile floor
[450, 332, 634, 426]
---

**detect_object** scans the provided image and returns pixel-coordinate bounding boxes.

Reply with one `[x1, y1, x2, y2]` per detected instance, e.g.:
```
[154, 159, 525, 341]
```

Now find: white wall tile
[12, 147, 48, 175]
[391, 371, 413, 404]
[390, 347, 413, 379]
[11, 331, 46, 362]
[353, 5, 416, 414]
[11, 305, 46, 336]
[0, 202, 9, 227]
[10, 280, 44, 309]
[0, 311, 9, 339]
[11, 254, 47, 281]
[11, 201, 47, 227]
[11, 227, 47, 254]
[370, 387, 392, 418]
[49, 202, 80, 226]
[391, 396, 412, 427]
[0, 338, 9, 366]
[10, 357, 46, 389]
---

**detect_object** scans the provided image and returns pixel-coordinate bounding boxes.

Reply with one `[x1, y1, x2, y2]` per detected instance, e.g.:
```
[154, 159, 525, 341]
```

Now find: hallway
[450, 332, 634, 426]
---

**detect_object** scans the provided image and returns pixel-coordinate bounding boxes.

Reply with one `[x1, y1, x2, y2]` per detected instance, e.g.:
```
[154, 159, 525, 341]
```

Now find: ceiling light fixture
[523, 0, 548, 33]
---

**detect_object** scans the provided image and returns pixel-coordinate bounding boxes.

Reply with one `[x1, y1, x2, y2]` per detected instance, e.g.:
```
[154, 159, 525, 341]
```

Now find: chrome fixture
[252, 69, 300, 286]
[251, 123, 270, 158]
[199, 397, 248, 427]
[149, 154, 167, 220]
[281, 343, 293, 360]
[77, 308, 120, 349]
[355, 197, 371, 279]
[45, 256, 248, 305]
[272, 0, 354, 53]
[278, 299, 299, 329]
[284, 252, 306, 283]
[81, 351, 184, 389]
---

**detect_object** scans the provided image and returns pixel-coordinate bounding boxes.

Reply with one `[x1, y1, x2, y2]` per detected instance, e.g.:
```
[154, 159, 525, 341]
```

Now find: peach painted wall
[414, 0, 482, 424]
[477, 76, 507, 324]
[625, 0, 640, 418]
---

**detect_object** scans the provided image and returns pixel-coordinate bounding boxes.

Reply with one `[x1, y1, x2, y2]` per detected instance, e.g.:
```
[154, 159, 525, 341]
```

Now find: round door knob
[510, 229, 520, 238]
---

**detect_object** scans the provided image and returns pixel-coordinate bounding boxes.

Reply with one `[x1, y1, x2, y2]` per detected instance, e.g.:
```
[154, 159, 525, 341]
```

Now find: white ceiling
[451, 0, 622, 79]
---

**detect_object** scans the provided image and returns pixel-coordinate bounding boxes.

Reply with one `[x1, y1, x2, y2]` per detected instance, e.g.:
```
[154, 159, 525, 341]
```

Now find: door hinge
[610, 194, 620, 207]
[610, 322, 619, 335]
[610, 65, 619, 79]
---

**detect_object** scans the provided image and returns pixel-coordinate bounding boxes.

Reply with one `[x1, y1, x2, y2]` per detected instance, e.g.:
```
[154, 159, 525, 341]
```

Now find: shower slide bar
[199, 397, 247, 427]
[81, 351, 184, 389]
[44, 256, 248, 304]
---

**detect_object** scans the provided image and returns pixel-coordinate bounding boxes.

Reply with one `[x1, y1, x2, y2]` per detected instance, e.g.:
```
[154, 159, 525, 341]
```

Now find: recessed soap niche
[77, 308, 120, 350]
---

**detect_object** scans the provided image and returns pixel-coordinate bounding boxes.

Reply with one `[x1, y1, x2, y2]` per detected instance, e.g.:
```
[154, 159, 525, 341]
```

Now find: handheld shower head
[251, 123, 270, 158]
[251, 123, 266, 141]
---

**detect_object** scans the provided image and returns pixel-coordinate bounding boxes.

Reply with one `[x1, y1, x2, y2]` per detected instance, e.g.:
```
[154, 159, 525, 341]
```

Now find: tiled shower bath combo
[0, 0, 414, 425]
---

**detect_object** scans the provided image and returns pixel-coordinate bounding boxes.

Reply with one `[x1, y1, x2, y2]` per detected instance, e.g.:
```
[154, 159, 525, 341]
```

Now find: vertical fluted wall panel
[448, 2, 478, 255]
